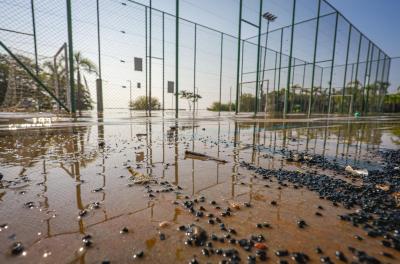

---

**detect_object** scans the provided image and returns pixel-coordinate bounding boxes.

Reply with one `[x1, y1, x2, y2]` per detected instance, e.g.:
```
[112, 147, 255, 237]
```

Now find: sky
[328, 0, 400, 57]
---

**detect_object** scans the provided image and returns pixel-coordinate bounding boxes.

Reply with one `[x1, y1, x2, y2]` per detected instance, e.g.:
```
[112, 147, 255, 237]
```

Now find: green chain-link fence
[0, 0, 397, 117]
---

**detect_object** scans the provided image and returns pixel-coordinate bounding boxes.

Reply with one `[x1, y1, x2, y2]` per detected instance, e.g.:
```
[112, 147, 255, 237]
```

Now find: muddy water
[0, 115, 399, 263]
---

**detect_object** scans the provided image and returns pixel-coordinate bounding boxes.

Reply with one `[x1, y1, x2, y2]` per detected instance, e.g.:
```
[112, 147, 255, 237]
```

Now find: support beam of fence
[353, 33, 362, 115]
[66, 0, 75, 113]
[283, 0, 296, 118]
[341, 23, 352, 113]
[96, 0, 103, 113]
[149, 0, 152, 116]
[162, 12, 165, 113]
[365, 45, 374, 113]
[175, 0, 179, 118]
[219, 32, 224, 116]
[362, 42, 371, 113]
[327, 12, 339, 115]
[235, 0, 243, 115]
[240, 40, 245, 112]
[307, 0, 321, 118]
[193, 24, 197, 115]
[277, 28, 283, 112]
[372, 50, 381, 112]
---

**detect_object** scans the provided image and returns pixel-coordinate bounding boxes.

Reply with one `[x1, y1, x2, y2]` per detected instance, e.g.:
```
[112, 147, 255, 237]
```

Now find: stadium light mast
[260, 12, 277, 114]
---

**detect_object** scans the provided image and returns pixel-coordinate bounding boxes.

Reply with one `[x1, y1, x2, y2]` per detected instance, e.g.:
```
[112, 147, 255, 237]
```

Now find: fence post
[162, 12, 165, 113]
[193, 24, 197, 115]
[145, 7, 148, 114]
[149, 0, 152, 116]
[239, 40, 245, 112]
[307, 0, 321, 118]
[96, 0, 103, 113]
[327, 12, 339, 115]
[31, 0, 39, 76]
[277, 28, 283, 112]
[175, 0, 179, 118]
[372, 51, 381, 112]
[219, 33, 224, 116]
[66, 0, 76, 114]
[273, 51, 278, 112]
[31, 0, 41, 110]
[353, 33, 362, 115]
[341, 23, 352, 114]
[362, 42, 371, 113]
[283, 0, 296, 118]
[235, 0, 243, 114]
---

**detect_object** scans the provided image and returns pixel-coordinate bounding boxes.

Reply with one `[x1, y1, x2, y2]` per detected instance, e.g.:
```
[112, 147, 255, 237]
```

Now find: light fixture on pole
[261, 12, 277, 114]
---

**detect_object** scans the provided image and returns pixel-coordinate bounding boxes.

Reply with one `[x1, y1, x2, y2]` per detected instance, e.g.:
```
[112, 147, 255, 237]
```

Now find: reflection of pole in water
[251, 123, 257, 164]
[335, 127, 341, 159]
[232, 121, 240, 196]
[313, 127, 318, 155]
[322, 120, 328, 160]
[192, 118, 195, 195]
[282, 122, 287, 149]
[305, 121, 310, 153]
[149, 121, 153, 175]
[162, 120, 165, 179]
[97, 120, 107, 219]
[345, 119, 352, 163]
[217, 120, 221, 185]
[174, 122, 179, 185]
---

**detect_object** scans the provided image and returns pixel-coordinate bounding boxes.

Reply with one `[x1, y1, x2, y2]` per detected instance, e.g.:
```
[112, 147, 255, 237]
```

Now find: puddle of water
[0, 115, 399, 263]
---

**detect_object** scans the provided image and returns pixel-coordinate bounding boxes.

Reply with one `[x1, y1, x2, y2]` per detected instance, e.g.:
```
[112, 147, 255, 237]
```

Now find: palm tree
[74, 52, 97, 114]
[179, 90, 202, 111]
[43, 58, 67, 105]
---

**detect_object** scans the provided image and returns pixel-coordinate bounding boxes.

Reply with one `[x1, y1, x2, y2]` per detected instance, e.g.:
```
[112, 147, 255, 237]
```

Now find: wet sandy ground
[0, 114, 399, 263]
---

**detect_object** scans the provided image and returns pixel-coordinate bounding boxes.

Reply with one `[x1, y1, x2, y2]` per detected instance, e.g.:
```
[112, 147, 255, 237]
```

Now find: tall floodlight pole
[175, 0, 179, 118]
[254, 0, 263, 116]
[283, 0, 296, 118]
[260, 12, 277, 115]
[307, 0, 321, 118]
[235, 0, 243, 114]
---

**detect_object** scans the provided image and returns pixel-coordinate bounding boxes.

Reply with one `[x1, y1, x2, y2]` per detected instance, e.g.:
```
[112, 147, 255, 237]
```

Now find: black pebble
[120, 227, 129, 234]
[133, 251, 144, 259]
[335, 251, 347, 262]
[315, 247, 323, 254]
[297, 219, 307, 228]
[275, 250, 289, 257]
[11, 242, 24, 255]
[202, 248, 210, 256]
